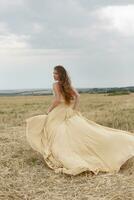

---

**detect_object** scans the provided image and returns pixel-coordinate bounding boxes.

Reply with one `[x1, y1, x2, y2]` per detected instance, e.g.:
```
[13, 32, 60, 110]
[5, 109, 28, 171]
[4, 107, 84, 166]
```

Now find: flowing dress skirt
[25, 101, 134, 175]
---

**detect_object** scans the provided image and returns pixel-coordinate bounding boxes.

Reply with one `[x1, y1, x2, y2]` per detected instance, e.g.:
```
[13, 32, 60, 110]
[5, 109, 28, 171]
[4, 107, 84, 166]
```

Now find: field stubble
[0, 93, 134, 200]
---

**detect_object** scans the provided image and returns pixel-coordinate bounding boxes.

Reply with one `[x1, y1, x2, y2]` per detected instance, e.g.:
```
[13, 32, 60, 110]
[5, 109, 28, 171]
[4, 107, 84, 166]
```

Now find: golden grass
[0, 93, 134, 200]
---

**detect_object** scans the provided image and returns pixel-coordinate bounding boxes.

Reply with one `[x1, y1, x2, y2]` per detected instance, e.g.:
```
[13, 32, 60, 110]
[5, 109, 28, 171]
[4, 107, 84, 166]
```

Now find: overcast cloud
[0, 0, 134, 89]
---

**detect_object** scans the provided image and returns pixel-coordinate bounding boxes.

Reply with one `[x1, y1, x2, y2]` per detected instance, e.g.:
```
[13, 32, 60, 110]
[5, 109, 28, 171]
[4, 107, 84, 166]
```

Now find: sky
[0, 0, 134, 90]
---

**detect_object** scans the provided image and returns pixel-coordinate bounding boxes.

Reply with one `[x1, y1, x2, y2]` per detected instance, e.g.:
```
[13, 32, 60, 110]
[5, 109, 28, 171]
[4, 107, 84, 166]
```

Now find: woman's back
[52, 81, 77, 103]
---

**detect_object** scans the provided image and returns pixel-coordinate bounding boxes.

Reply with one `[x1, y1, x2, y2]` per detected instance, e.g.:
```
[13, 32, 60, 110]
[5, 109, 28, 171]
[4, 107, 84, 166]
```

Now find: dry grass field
[0, 93, 134, 200]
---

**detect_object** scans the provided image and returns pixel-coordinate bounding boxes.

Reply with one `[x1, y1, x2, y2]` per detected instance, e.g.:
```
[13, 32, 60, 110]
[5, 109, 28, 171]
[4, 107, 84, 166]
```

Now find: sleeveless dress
[25, 85, 134, 176]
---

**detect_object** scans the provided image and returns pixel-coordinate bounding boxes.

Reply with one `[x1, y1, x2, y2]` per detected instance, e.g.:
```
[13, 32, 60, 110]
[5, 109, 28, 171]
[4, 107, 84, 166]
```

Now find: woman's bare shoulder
[53, 81, 60, 86]
[52, 81, 60, 88]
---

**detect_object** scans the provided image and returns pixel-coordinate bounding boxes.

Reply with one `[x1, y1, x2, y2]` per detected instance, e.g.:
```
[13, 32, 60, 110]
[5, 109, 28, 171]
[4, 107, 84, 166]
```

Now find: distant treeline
[0, 86, 133, 96]
[78, 86, 134, 95]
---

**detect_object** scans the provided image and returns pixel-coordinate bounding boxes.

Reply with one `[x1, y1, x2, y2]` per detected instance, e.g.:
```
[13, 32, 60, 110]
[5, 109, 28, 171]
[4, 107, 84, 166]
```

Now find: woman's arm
[46, 83, 61, 114]
[71, 86, 80, 110]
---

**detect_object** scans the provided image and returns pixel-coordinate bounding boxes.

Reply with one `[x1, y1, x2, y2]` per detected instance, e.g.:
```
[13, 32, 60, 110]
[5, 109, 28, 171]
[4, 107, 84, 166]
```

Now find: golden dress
[25, 91, 134, 176]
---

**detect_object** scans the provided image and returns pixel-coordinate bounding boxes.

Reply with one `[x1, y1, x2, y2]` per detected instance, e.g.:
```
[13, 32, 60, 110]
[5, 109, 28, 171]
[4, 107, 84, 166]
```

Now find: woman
[25, 65, 134, 176]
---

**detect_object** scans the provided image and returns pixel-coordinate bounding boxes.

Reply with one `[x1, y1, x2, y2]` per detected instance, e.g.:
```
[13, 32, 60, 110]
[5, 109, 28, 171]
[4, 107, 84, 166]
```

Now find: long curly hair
[54, 65, 74, 105]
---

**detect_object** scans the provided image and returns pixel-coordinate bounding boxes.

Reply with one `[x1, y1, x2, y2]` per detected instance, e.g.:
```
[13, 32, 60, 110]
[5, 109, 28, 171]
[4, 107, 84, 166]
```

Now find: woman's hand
[46, 110, 50, 115]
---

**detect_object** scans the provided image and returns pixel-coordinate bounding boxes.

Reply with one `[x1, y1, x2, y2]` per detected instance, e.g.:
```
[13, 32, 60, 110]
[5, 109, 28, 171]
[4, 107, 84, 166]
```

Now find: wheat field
[0, 93, 134, 200]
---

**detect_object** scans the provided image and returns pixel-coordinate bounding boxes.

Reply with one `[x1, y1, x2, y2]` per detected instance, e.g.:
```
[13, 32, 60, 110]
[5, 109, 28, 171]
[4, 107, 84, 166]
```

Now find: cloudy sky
[0, 0, 134, 90]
